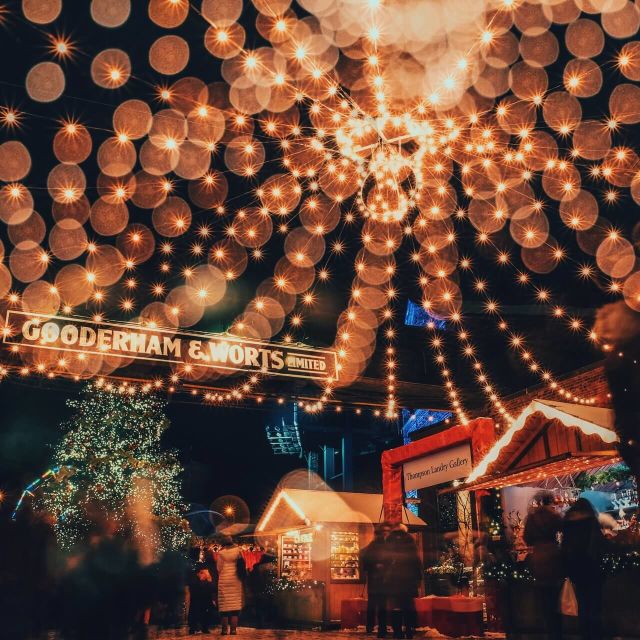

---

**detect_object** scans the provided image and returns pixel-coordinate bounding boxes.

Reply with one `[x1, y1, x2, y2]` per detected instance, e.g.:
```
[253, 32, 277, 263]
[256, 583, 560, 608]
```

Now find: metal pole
[323, 446, 335, 486]
[342, 432, 353, 491]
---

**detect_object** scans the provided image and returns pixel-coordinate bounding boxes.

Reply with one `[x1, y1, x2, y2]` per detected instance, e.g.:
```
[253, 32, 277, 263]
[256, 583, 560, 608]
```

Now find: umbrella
[578, 490, 613, 513]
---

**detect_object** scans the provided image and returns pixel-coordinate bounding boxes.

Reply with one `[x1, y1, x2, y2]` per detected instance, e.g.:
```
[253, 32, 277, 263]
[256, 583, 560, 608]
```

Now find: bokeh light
[0, 0, 639, 418]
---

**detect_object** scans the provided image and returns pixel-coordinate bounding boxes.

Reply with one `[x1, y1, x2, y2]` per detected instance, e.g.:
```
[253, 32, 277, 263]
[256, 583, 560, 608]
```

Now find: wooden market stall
[459, 399, 640, 638]
[378, 418, 496, 636]
[255, 488, 426, 624]
[464, 399, 621, 491]
[461, 399, 627, 544]
[381, 417, 496, 576]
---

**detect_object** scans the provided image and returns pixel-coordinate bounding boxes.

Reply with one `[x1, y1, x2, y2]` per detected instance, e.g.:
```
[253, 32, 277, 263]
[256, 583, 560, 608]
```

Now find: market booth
[381, 417, 495, 570]
[381, 417, 495, 523]
[464, 399, 621, 490]
[461, 399, 640, 638]
[255, 488, 426, 625]
[379, 417, 496, 636]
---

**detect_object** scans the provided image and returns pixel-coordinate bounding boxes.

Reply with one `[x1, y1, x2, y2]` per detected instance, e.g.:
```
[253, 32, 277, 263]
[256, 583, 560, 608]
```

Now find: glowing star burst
[0, 0, 636, 418]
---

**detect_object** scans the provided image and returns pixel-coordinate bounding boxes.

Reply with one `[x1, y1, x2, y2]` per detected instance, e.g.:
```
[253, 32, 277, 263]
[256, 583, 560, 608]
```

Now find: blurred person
[58, 512, 146, 640]
[249, 546, 277, 629]
[598, 511, 618, 537]
[523, 492, 563, 640]
[385, 524, 422, 640]
[595, 301, 640, 482]
[153, 550, 189, 630]
[361, 522, 391, 637]
[0, 507, 56, 640]
[216, 535, 244, 635]
[188, 565, 216, 635]
[30, 511, 58, 638]
[562, 498, 606, 640]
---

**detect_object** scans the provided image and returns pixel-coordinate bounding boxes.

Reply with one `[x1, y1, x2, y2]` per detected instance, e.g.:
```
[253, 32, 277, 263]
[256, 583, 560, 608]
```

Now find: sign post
[402, 442, 472, 491]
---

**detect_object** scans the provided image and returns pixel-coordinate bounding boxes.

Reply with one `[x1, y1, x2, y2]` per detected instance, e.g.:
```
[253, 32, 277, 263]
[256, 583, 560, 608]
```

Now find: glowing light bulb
[481, 30, 494, 44]
[367, 25, 381, 41]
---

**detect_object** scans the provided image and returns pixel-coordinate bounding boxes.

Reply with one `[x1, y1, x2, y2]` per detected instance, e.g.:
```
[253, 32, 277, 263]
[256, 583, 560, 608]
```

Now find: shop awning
[256, 488, 426, 532]
[454, 400, 620, 492]
[457, 452, 622, 492]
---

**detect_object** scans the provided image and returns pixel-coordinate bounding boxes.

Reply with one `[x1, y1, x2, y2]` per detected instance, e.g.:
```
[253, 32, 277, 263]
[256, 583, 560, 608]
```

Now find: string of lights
[460, 274, 599, 406]
[453, 323, 515, 425]
[1, 0, 639, 415]
[11, 465, 75, 521]
[0, 359, 407, 417]
[427, 333, 469, 426]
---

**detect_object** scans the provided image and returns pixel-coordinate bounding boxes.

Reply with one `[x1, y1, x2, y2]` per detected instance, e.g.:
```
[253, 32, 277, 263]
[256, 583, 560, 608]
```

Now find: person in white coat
[216, 535, 244, 635]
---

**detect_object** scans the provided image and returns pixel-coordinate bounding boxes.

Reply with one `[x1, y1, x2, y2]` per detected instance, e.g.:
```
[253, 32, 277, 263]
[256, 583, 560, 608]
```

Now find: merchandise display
[330, 530, 360, 582]
[280, 533, 312, 581]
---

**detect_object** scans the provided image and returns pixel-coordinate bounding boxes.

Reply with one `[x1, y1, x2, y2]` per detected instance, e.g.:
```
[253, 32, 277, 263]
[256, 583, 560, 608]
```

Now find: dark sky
[0, 2, 343, 521]
[0, 2, 373, 522]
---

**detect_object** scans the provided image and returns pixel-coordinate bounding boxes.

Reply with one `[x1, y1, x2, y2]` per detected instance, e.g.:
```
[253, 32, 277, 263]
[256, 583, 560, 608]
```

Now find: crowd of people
[1, 508, 186, 639]
[188, 535, 247, 636]
[360, 495, 611, 640]
[0, 492, 616, 640]
[360, 523, 422, 640]
[523, 494, 606, 640]
[0, 506, 277, 640]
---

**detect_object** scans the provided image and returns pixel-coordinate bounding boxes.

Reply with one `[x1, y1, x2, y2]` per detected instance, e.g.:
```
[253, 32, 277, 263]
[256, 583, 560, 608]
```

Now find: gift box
[414, 596, 434, 628]
[340, 597, 367, 629]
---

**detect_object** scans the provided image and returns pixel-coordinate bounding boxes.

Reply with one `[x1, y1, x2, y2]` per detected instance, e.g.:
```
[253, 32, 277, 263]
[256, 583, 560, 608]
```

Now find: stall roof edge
[256, 488, 426, 532]
[465, 399, 618, 485]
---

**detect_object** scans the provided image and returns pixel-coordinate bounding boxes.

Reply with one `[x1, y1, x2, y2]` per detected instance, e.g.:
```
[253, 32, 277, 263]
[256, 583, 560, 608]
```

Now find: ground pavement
[151, 627, 485, 639]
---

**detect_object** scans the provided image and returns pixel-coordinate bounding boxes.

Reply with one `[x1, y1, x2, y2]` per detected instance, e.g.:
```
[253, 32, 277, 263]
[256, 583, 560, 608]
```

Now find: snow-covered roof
[465, 399, 618, 485]
[256, 488, 426, 532]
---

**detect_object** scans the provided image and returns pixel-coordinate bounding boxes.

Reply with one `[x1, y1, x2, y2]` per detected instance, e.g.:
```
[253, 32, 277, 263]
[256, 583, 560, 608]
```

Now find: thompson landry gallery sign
[3, 310, 338, 382]
[403, 443, 473, 491]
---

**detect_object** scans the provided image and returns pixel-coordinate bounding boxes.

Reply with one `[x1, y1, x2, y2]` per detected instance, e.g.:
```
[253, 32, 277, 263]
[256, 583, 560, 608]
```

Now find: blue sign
[404, 300, 446, 330]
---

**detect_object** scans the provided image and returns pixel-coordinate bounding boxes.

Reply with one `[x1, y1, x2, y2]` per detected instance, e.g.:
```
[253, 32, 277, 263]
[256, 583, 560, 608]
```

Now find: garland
[266, 576, 325, 594]
[484, 551, 640, 583]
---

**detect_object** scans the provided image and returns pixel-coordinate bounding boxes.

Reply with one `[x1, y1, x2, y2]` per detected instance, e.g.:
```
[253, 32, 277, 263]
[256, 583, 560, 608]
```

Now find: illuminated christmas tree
[41, 383, 189, 551]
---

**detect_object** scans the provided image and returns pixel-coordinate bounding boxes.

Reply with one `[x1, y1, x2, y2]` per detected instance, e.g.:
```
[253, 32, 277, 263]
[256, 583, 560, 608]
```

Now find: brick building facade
[487, 362, 611, 432]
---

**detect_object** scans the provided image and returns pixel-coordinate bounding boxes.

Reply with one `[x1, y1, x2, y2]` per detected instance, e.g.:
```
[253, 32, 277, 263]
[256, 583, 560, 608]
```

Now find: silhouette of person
[523, 492, 563, 640]
[562, 498, 606, 640]
[216, 535, 244, 635]
[385, 525, 422, 640]
[361, 522, 391, 637]
[188, 565, 216, 634]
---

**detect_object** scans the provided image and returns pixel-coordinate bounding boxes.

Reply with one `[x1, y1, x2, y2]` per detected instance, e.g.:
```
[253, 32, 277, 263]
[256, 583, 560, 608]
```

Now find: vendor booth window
[281, 532, 312, 580]
[330, 530, 361, 582]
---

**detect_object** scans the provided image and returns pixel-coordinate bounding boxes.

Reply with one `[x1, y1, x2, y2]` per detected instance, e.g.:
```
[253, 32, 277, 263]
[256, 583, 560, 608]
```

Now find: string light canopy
[0, 0, 639, 418]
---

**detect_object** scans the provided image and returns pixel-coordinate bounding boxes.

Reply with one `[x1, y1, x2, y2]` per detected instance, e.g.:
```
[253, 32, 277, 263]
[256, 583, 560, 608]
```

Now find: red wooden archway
[381, 417, 495, 523]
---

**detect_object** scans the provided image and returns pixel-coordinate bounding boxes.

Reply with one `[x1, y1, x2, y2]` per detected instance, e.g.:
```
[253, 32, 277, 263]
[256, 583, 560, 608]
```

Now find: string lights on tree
[39, 383, 189, 550]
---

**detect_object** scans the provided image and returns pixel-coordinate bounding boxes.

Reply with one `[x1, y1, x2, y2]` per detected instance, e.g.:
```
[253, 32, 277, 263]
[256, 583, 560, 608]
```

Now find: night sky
[0, 3, 337, 519]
